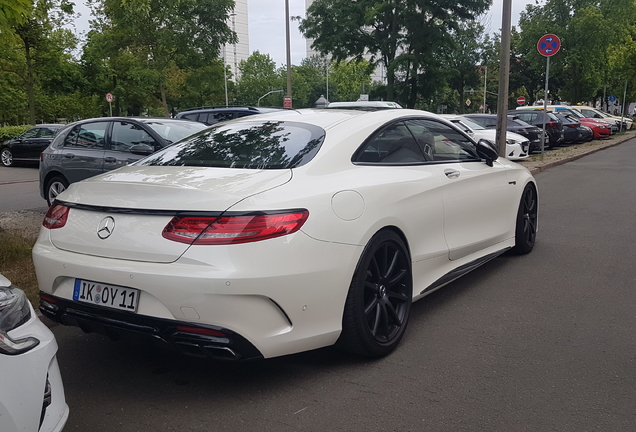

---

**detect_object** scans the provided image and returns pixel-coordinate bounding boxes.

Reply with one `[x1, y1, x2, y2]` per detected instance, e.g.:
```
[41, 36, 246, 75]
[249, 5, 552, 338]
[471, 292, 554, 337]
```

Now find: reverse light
[43, 204, 69, 229]
[163, 210, 310, 245]
[176, 325, 226, 337]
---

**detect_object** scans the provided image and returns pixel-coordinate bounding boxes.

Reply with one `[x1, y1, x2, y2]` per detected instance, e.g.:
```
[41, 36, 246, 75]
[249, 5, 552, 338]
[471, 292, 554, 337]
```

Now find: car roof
[325, 101, 403, 109]
[177, 106, 281, 114]
[225, 107, 448, 131]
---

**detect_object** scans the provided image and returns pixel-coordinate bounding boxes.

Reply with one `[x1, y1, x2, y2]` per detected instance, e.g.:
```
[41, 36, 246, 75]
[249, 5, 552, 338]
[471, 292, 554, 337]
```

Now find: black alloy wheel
[337, 230, 412, 357]
[512, 184, 538, 255]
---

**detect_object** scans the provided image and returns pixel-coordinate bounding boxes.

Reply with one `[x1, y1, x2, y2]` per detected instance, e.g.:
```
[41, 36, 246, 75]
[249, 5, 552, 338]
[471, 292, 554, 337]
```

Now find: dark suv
[508, 110, 564, 148]
[175, 106, 282, 126]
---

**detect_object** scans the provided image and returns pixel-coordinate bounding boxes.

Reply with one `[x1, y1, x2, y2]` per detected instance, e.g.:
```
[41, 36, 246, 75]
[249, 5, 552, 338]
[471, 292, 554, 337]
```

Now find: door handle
[104, 157, 117, 163]
[64, 153, 74, 159]
[444, 169, 460, 179]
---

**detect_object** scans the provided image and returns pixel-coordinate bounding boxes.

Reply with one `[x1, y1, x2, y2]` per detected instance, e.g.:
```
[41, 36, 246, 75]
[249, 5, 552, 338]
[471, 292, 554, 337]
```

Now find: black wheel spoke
[386, 268, 407, 288]
[385, 300, 402, 326]
[383, 248, 399, 279]
[364, 297, 378, 316]
[387, 289, 409, 303]
[370, 304, 381, 336]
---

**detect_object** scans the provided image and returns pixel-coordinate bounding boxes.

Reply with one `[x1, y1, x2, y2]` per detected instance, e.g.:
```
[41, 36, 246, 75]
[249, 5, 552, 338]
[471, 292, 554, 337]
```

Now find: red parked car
[579, 119, 612, 139]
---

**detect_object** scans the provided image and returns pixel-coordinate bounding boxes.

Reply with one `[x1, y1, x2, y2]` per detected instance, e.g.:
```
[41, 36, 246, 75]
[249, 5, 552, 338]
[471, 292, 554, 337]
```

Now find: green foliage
[301, 0, 491, 107]
[236, 51, 282, 106]
[0, 0, 31, 34]
[0, 125, 31, 141]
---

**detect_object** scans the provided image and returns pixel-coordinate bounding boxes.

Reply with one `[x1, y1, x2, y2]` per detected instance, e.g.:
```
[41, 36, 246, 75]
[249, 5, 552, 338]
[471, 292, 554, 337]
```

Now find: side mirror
[129, 144, 155, 155]
[476, 139, 499, 167]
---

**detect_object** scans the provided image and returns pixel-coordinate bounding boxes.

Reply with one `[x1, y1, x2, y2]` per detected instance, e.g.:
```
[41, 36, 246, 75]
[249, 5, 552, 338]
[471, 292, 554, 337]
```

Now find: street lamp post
[285, 0, 292, 107]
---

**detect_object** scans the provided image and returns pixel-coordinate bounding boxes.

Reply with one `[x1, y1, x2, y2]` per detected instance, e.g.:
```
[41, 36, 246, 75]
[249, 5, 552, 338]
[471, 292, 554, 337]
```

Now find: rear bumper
[39, 294, 263, 360]
[33, 230, 362, 359]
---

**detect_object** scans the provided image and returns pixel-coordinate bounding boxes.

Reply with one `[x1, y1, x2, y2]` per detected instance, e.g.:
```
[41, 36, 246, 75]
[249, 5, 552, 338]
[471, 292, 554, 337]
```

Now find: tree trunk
[160, 81, 169, 117]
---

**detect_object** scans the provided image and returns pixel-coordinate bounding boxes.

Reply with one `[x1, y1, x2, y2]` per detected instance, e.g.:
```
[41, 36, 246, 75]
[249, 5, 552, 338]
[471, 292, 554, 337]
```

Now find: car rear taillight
[43, 205, 69, 229]
[546, 122, 559, 129]
[162, 210, 309, 245]
[566, 124, 578, 128]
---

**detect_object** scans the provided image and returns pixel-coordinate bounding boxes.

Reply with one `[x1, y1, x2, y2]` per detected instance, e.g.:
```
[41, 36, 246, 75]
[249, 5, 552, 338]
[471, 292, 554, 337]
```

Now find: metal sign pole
[541, 56, 550, 160]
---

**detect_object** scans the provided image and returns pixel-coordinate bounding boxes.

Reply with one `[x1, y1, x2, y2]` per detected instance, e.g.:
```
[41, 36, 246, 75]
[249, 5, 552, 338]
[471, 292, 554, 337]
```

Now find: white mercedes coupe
[33, 108, 538, 360]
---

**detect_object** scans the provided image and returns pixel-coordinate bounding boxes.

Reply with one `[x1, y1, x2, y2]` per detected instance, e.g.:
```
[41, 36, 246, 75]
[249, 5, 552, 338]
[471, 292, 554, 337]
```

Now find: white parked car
[442, 114, 530, 160]
[33, 109, 538, 360]
[0, 274, 68, 432]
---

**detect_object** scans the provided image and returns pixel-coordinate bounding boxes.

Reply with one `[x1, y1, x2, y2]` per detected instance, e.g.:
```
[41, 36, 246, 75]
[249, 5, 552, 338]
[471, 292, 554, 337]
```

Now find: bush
[0, 125, 32, 142]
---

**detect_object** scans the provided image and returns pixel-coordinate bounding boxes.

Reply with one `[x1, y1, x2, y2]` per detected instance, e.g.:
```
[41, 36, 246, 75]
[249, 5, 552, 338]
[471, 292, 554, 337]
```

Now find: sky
[70, 0, 537, 67]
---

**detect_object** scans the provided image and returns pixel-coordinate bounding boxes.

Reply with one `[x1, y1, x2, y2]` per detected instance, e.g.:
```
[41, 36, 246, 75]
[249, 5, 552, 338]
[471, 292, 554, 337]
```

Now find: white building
[223, 0, 250, 80]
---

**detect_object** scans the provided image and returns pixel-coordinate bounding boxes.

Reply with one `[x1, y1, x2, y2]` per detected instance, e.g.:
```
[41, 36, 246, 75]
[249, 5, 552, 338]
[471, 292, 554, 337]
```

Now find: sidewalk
[518, 129, 636, 174]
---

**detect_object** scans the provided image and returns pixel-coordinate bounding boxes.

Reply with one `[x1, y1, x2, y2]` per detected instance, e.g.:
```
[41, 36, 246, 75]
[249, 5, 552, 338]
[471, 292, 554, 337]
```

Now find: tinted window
[353, 122, 426, 163]
[37, 127, 59, 138]
[138, 121, 325, 169]
[64, 122, 107, 149]
[206, 112, 235, 125]
[111, 122, 158, 151]
[143, 120, 207, 144]
[20, 128, 39, 139]
[181, 113, 198, 121]
[405, 119, 478, 162]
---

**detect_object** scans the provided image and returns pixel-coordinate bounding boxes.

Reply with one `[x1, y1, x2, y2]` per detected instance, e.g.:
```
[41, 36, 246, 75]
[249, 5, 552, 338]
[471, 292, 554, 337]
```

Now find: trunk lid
[50, 166, 292, 263]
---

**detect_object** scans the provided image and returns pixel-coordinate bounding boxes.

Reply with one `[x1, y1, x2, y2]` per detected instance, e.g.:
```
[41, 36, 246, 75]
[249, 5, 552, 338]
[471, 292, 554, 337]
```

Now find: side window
[211, 112, 234, 123]
[64, 122, 107, 149]
[405, 119, 478, 162]
[236, 112, 253, 118]
[20, 128, 40, 139]
[353, 122, 426, 164]
[111, 122, 159, 151]
[37, 127, 58, 138]
[181, 113, 198, 121]
[485, 118, 498, 127]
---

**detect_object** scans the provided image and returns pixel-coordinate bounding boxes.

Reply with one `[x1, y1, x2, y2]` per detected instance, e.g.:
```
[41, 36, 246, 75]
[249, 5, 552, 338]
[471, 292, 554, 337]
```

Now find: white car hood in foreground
[49, 166, 292, 263]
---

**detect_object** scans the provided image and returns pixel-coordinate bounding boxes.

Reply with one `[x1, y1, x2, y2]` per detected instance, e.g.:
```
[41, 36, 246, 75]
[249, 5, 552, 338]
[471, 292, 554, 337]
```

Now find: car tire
[336, 230, 412, 357]
[1, 148, 14, 167]
[511, 183, 538, 255]
[46, 176, 69, 206]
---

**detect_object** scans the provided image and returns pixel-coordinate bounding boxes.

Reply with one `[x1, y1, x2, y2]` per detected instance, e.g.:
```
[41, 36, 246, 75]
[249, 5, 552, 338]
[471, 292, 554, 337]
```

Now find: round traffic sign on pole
[517, 96, 526, 105]
[105, 93, 114, 103]
[537, 34, 561, 57]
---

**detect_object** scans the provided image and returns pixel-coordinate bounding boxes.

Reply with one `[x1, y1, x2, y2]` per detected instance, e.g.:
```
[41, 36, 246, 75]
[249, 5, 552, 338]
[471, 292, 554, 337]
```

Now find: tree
[0, 0, 76, 124]
[328, 59, 374, 102]
[0, 0, 31, 35]
[92, 0, 237, 116]
[300, 0, 491, 107]
[235, 51, 282, 106]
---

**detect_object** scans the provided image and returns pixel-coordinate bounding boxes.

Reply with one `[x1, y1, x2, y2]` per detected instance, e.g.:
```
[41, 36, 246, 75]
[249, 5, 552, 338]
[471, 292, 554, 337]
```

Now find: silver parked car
[39, 117, 208, 205]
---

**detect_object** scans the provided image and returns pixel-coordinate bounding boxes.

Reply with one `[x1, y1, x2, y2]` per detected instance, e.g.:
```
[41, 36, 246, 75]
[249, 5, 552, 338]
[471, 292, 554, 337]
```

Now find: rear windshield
[138, 121, 325, 169]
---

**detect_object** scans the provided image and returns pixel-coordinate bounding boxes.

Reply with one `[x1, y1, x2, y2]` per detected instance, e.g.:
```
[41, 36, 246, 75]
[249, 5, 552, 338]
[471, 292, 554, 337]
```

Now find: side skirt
[419, 247, 511, 296]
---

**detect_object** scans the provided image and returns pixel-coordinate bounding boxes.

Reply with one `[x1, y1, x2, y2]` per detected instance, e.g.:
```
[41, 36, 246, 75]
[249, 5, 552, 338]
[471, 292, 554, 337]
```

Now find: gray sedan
[39, 117, 207, 205]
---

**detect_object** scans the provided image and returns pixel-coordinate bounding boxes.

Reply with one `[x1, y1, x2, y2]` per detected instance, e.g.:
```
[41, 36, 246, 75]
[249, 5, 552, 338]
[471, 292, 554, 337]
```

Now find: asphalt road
[36, 137, 636, 431]
[0, 165, 47, 212]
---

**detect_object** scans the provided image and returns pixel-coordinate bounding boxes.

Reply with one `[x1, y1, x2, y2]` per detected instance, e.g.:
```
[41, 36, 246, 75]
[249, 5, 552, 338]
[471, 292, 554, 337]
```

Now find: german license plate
[73, 279, 140, 313]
